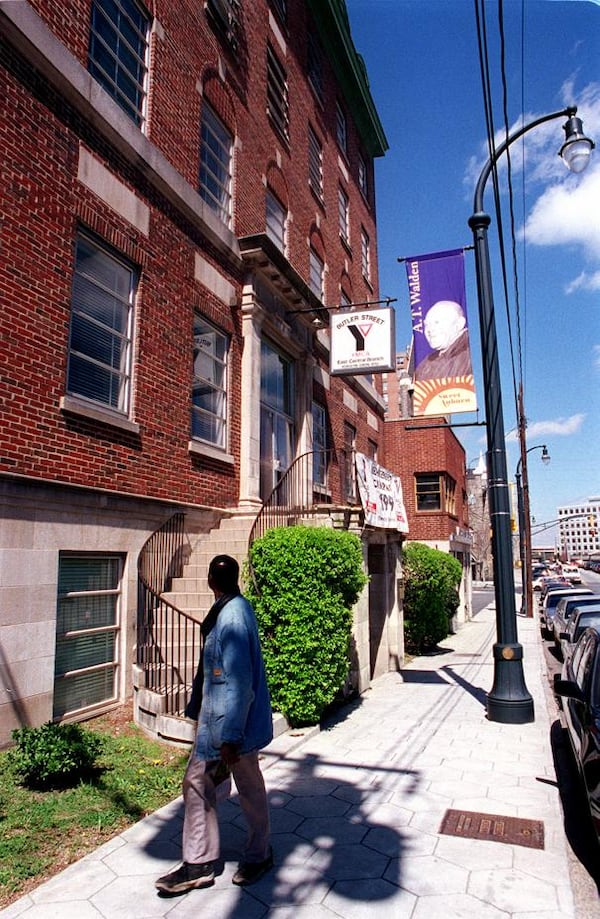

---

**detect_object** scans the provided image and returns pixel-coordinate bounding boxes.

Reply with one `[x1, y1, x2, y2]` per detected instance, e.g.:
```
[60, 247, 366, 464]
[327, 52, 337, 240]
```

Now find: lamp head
[541, 445, 551, 465]
[559, 111, 595, 174]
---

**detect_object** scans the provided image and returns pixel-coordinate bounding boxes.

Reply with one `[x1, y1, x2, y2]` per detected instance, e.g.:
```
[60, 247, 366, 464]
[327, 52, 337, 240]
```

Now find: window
[416, 474, 441, 511]
[307, 32, 323, 103]
[358, 153, 368, 198]
[260, 340, 295, 500]
[309, 247, 324, 301]
[338, 186, 350, 245]
[192, 316, 228, 448]
[343, 422, 357, 502]
[205, 0, 241, 48]
[312, 402, 327, 487]
[67, 234, 135, 414]
[361, 227, 371, 281]
[308, 126, 323, 199]
[336, 101, 348, 155]
[415, 473, 457, 514]
[200, 103, 233, 227]
[54, 555, 121, 719]
[266, 189, 286, 252]
[267, 44, 289, 142]
[88, 0, 149, 128]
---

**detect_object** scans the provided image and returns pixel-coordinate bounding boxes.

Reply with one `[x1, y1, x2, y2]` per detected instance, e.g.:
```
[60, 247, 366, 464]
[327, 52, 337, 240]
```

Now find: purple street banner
[406, 249, 477, 416]
[355, 453, 409, 532]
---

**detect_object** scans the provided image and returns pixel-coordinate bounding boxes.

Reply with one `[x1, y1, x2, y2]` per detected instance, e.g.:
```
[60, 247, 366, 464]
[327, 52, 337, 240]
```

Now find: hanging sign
[330, 306, 395, 375]
[355, 453, 409, 532]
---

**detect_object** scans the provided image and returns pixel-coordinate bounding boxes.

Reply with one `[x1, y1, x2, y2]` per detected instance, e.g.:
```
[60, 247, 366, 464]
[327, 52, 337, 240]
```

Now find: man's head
[423, 300, 466, 352]
[208, 555, 240, 595]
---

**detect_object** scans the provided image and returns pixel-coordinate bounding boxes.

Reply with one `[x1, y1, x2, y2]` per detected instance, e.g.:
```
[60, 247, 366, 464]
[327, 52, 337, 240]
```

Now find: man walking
[156, 554, 273, 895]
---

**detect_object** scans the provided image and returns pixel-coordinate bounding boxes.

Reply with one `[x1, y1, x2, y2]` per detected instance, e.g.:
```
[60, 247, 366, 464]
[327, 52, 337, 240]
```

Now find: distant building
[558, 497, 600, 561]
[466, 453, 492, 582]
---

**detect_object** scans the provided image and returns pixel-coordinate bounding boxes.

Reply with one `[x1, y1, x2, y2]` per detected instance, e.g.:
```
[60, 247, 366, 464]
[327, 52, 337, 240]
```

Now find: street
[536, 570, 600, 917]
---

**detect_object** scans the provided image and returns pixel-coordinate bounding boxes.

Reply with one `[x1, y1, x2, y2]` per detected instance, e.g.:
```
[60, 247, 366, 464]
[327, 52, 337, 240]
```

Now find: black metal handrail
[248, 448, 351, 549]
[137, 513, 201, 717]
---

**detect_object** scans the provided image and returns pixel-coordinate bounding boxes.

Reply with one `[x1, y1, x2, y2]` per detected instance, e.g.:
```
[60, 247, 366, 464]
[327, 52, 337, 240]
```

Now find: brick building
[0, 0, 416, 745]
[383, 416, 473, 625]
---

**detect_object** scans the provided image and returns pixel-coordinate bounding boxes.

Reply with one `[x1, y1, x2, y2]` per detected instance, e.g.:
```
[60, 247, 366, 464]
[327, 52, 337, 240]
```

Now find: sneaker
[232, 849, 273, 886]
[155, 861, 214, 894]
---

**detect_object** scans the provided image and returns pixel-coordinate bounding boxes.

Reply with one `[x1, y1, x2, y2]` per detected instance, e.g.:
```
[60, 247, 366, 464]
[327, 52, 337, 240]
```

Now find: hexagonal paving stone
[294, 816, 368, 845]
[384, 854, 469, 897]
[248, 862, 332, 908]
[286, 794, 351, 818]
[30, 861, 115, 904]
[307, 842, 389, 880]
[468, 867, 561, 913]
[435, 834, 513, 871]
[323, 878, 416, 917]
[411, 892, 508, 919]
[362, 825, 404, 857]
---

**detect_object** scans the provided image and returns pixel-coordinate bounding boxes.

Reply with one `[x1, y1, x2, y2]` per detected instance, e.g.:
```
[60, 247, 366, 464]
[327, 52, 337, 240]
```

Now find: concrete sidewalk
[2, 603, 593, 918]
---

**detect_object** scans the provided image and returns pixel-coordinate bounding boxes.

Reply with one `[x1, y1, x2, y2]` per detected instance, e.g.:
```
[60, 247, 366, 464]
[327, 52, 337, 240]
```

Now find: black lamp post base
[486, 643, 535, 724]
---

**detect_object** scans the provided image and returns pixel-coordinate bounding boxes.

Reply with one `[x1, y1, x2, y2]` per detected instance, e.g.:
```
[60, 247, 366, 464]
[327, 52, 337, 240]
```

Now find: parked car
[540, 587, 594, 640]
[540, 577, 570, 596]
[533, 572, 553, 591]
[553, 594, 600, 652]
[560, 564, 582, 585]
[555, 628, 600, 841]
[557, 603, 600, 661]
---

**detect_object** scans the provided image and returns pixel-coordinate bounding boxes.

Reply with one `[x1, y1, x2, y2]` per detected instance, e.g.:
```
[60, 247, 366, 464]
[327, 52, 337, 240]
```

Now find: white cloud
[505, 413, 586, 442]
[565, 269, 600, 293]
[464, 81, 600, 268]
[524, 166, 600, 260]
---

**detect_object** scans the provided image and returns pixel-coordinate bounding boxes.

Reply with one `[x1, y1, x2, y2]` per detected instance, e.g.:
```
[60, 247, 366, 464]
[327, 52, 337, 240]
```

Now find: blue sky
[346, 0, 600, 547]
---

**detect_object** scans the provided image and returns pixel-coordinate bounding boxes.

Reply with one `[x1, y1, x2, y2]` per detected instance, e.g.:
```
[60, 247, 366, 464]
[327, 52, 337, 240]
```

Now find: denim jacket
[193, 594, 273, 760]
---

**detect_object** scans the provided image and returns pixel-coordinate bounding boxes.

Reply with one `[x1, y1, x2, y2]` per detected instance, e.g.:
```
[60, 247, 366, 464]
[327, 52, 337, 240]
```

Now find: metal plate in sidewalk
[440, 809, 544, 849]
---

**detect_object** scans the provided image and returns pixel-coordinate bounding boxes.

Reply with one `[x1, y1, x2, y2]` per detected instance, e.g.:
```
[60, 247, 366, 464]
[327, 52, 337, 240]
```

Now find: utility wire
[473, 0, 522, 424]
[498, 0, 523, 411]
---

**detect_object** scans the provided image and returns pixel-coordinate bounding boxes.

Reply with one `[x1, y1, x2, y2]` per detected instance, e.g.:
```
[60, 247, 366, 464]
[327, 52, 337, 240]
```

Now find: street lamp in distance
[468, 106, 594, 725]
[516, 445, 550, 618]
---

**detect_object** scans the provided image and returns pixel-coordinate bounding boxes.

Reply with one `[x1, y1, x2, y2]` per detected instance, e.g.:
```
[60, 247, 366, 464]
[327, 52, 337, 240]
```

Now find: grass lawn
[0, 706, 189, 909]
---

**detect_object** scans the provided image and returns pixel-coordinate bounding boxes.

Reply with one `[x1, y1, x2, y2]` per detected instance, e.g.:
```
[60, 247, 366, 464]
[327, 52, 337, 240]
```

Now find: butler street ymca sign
[329, 306, 395, 376]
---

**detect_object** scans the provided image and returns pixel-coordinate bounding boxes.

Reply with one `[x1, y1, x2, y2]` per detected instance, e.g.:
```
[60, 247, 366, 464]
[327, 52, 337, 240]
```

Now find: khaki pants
[182, 751, 270, 865]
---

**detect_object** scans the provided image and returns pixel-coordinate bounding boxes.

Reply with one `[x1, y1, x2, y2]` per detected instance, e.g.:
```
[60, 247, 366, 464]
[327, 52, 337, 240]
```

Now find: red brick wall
[0, 1, 383, 506]
[383, 418, 468, 540]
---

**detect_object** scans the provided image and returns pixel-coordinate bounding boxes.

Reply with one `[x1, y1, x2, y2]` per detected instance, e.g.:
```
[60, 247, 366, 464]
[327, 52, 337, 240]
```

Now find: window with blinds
[200, 103, 233, 227]
[88, 0, 150, 129]
[308, 126, 323, 199]
[67, 234, 135, 413]
[267, 45, 289, 142]
[266, 189, 286, 252]
[309, 247, 325, 301]
[54, 555, 121, 719]
[192, 316, 228, 448]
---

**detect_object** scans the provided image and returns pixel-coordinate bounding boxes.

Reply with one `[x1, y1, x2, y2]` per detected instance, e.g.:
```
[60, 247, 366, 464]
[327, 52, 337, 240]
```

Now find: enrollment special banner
[355, 453, 409, 532]
[406, 249, 477, 416]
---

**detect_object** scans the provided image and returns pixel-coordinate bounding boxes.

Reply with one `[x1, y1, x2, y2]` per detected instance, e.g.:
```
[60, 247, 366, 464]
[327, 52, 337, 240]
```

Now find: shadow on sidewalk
[145, 749, 411, 913]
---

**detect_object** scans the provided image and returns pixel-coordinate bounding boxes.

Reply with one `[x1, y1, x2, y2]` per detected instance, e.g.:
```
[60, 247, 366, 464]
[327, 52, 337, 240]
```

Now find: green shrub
[9, 722, 103, 790]
[247, 526, 367, 727]
[402, 542, 462, 654]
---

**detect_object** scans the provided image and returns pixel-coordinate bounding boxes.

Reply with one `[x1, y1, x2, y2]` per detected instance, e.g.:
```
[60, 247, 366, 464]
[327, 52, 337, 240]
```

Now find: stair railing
[137, 513, 201, 717]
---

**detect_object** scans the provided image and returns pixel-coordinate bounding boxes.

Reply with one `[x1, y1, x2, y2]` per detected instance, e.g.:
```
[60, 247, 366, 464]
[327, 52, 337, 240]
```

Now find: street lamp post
[468, 106, 594, 724]
[515, 445, 550, 618]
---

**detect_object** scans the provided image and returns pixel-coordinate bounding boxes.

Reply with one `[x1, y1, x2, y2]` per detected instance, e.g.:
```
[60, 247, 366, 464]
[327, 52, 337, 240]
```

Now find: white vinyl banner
[355, 453, 409, 532]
